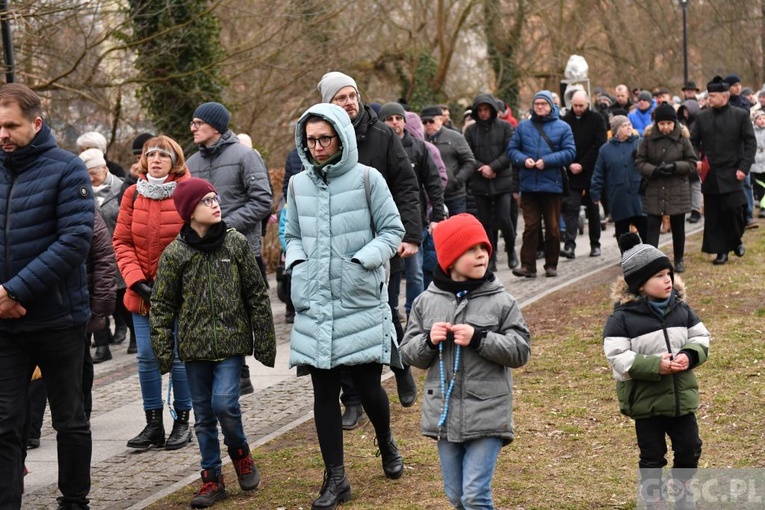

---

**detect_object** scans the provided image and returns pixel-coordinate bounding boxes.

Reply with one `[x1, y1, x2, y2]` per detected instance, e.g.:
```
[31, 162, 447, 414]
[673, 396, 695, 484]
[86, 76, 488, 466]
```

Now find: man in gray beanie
[317, 72, 422, 428]
[186, 101, 273, 394]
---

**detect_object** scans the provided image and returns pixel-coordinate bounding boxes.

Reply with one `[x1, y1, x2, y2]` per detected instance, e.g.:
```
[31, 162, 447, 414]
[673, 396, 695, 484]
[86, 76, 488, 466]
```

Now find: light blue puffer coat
[285, 103, 405, 372]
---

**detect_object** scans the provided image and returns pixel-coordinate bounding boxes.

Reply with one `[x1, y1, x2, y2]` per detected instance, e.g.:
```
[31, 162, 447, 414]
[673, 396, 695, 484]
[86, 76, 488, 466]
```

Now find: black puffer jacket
[400, 130, 445, 225]
[463, 94, 515, 196]
[562, 107, 607, 190]
[354, 104, 422, 246]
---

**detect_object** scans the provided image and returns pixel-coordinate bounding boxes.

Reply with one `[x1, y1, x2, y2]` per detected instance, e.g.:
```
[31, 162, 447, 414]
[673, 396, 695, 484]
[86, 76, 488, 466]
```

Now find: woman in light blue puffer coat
[285, 103, 405, 509]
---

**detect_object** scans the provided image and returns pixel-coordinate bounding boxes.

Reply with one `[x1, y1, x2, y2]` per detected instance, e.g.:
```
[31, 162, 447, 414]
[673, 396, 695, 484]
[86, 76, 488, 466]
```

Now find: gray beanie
[192, 102, 230, 134]
[618, 233, 673, 295]
[378, 102, 407, 121]
[637, 90, 653, 102]
[79, 148, 106, 170]
[610, 115, 630, 133]
[317, 71, 359, 103]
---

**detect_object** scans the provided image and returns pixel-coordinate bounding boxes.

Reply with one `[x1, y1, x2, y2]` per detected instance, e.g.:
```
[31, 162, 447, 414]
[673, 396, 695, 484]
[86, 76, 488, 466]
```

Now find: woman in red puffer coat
[113, 135, 193, 452]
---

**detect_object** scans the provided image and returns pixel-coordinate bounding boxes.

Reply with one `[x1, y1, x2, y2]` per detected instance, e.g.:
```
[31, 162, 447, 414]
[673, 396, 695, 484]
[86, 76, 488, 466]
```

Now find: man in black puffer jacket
[0, 83, 95, 509]
[317, 72, 423, 429]
[464, 93, 516, 270]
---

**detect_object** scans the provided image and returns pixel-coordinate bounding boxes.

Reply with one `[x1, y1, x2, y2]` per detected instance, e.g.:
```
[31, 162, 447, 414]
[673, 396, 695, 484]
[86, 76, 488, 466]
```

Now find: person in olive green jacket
[151, 177, 276, 509]
[604, 233, 710, 510]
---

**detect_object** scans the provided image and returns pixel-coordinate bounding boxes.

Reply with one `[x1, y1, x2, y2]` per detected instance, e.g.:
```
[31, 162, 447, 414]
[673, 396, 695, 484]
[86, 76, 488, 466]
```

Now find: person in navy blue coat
[0, 83, 95, 509]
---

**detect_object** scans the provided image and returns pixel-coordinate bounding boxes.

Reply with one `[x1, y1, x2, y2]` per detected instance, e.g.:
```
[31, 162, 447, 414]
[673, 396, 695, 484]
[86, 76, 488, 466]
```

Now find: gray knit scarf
[136, 178, 177, 200]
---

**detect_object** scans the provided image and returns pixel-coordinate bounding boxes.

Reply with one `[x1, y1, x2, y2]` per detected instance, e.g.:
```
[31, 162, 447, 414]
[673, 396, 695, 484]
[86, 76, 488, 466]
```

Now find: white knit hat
[79, 148, 106, 170]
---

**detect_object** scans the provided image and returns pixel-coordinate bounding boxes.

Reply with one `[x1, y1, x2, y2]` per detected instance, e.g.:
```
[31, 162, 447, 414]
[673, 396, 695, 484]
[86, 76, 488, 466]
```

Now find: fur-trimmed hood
[611, 275, 686, 305]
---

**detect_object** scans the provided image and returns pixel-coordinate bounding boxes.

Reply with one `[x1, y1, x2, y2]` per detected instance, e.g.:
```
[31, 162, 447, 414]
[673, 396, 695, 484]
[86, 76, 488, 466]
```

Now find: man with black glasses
[186, 101, 273, 396]
[317, 72, 422, 430]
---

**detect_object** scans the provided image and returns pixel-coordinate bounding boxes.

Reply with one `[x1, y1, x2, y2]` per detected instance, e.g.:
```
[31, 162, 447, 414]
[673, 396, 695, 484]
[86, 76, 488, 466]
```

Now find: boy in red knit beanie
[400, 213, 531, 509]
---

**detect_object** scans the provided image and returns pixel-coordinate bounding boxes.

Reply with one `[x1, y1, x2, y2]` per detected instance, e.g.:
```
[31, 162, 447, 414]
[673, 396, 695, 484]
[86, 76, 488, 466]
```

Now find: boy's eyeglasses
[198, 195, 220, 207]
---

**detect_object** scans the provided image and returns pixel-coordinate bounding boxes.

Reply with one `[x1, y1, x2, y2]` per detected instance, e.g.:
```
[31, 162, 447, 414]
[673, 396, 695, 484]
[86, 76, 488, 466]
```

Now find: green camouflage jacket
[150, 228, 276, 373]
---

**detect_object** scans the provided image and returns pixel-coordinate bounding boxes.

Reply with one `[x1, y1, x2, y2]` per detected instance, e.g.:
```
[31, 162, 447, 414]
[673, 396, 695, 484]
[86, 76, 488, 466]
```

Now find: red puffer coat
[113, 172, 189, 314]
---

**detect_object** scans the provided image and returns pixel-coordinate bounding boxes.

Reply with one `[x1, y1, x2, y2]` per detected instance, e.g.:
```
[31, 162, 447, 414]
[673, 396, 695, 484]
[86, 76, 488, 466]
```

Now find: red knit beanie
[433, 213, 492, 272]
[173, 177, 217, 223]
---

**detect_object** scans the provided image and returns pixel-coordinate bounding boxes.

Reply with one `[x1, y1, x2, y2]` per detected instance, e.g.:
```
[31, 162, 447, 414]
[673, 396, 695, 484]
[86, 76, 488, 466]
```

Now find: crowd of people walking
[0, 68, 759, 509]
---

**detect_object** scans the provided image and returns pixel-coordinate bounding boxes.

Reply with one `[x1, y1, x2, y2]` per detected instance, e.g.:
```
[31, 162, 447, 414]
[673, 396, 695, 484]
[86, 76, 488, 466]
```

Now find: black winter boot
[375, 431, 404, 479]
[92, 345, 112, 364]
[165, 408, 192, 450]
[126, 336, 137, 354]
[127, 409, 165, 449]
[311, 465, 351, 510]
[112, 313, 127, 344]
[230, 444, 260, 491]
[190, 470, 228, 508]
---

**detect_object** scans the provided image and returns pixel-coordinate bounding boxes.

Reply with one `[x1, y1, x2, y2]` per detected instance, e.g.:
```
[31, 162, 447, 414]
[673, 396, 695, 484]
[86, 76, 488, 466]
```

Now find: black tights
[646, 214, 686, 261]
[310, 363, 391, 467]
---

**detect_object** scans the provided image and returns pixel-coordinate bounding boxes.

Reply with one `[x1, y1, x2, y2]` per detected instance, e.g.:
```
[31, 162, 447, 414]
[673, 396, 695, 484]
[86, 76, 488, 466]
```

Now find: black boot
[127, 336, 137, 354]
[112, 314, 127, 344]
[312, 465, 351, 510]
[230, 444, 260, 491]
[127, 409, 165, 449]
[92, 345, 112, 364]
[375, 431, 404, 479]
[165, 408, 192, 450]
[394, 366, 417, 408]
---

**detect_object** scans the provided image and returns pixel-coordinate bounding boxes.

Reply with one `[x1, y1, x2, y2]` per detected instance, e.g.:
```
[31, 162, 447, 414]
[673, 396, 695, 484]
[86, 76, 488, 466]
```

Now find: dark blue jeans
[185, 356, 246, 474]
[0, 325, 91, 508]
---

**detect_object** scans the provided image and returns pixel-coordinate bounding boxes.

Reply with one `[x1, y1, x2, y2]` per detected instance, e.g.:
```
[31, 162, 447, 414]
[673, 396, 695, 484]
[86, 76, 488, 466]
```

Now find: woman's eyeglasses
[306, 135, 337, 148]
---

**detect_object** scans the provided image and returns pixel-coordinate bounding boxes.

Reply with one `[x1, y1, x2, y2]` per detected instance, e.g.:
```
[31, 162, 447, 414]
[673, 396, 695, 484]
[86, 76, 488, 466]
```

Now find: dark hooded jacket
[562, 107, 608, 190]
[463, 94, 515, 196]
[352, 104, 422, 246]
[400, 129, 446, 226]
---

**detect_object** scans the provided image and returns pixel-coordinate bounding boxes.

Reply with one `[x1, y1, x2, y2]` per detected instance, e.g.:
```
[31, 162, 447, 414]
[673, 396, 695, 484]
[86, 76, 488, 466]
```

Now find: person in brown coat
[636, 103, 697, 273]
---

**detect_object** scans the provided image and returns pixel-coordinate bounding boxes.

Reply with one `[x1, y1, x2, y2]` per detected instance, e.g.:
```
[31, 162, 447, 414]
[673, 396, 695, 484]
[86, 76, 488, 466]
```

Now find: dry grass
[149, 226, 765, 509]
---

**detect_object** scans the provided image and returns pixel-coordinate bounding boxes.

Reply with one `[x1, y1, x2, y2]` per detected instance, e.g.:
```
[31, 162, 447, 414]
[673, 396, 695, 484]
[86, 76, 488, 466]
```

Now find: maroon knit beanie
[433, 213, 492, 272]
[173, 177, 217, 223]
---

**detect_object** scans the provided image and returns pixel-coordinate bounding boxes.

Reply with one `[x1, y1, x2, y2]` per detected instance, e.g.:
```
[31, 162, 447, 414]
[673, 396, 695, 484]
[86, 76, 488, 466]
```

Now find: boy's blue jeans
[185, 356, 247, 473]
[404, 246, 424, 314]
[438, 437, 503, 509]
[133, 313, 191, 411]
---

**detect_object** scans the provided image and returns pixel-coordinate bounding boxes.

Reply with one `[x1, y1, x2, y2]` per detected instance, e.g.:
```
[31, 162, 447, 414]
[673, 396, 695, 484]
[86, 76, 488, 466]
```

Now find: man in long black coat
[690, 76, 756, 264]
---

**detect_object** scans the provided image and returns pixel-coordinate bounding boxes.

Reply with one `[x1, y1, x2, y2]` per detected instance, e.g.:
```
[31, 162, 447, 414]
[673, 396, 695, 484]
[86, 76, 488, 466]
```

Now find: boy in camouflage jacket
[151, 177, 276, 508]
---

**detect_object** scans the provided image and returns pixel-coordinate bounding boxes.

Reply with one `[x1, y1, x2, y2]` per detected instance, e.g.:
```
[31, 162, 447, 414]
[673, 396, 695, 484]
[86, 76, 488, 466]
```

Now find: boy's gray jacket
[149, 229, 276, 375]
[603, 278, 710, 420]
[285, 103, 405, 372]
[400, 278, 531, 445]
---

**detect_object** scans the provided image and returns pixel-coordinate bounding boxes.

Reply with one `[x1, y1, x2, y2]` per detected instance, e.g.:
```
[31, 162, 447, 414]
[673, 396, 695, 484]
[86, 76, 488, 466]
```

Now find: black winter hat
[421, 105, 442, 120]
[618, 233, 673, 295]
[132, 133, 155, 155]
[706, 76, 730, 93]
[653, 103, 677, 123]
[193, 102, 230, 134]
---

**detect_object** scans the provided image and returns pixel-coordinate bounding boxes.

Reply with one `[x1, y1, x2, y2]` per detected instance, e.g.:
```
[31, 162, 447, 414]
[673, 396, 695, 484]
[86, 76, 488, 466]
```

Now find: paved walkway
[21, 221, 702, 509]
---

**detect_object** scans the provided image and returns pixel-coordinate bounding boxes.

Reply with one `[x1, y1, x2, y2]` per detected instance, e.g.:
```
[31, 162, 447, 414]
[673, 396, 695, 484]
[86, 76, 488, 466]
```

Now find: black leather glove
[131, 280, 153, 301]
[654, 163, 676, 177]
